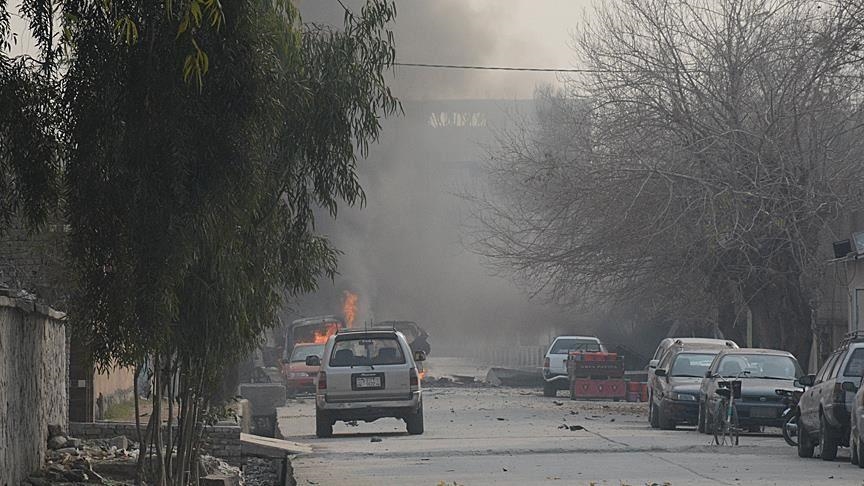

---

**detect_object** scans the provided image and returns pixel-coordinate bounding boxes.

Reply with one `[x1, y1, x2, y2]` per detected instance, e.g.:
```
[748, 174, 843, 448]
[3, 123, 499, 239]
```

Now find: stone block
[107, 436, 128, 450]
[239, 384, 285, 416]
[48, 435, 68, 450]
[201, 475, 240, 486]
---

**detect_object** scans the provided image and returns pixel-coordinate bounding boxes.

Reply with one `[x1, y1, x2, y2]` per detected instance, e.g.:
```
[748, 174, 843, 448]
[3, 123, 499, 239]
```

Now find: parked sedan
[281, 343, 325, 397]
[647, 338, 738, 427]
[850, 374, 864, 467]
[651, 349, 719, 430]
[698, 348, 803, 434]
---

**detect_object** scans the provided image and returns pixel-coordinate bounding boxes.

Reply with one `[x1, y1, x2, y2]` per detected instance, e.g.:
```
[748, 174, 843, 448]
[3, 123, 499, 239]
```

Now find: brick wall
[0, 219, 69, 308]
[69, 422, 242, 466]
[0, 293, 67, 486]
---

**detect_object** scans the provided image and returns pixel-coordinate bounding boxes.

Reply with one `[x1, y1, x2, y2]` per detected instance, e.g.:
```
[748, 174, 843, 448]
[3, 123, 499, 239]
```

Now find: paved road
[277, 362, 861, 485]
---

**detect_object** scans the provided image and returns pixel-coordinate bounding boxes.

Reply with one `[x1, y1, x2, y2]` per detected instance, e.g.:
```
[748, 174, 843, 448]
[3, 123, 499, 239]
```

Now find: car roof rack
[841, 330, 864, 346]
[336, 327, 394, 334]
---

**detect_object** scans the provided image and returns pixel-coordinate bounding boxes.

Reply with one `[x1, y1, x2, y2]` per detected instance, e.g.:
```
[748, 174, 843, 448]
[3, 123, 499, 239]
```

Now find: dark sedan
[698, 348, 802, 433]
[652, 350, 719, 430]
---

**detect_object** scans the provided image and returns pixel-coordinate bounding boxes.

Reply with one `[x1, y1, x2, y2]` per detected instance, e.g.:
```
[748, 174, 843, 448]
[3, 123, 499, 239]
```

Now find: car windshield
[670, 353, 716, 377]
[716, 354, 799, 379]
[291, 345, 325, 362]
[329, 336, 406, 367]
[550, 339, 601, 354]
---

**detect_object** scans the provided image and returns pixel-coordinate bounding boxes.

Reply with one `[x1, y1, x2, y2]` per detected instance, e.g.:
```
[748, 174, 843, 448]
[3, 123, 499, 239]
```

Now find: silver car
[307, 329, 425, 438]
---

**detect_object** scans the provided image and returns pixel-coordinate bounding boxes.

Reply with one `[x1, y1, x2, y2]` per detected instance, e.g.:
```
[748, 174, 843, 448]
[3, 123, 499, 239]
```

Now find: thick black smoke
[284, 1, 642, 353]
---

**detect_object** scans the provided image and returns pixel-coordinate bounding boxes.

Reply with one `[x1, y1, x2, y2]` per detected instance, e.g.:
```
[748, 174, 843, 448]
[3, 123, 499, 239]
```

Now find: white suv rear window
[330, 337, 406, 367]
[550, 339, 601, 354]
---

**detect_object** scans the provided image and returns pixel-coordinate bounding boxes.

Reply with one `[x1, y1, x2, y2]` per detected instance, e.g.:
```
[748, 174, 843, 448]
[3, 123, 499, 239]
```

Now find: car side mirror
[704, 371, 713, 378]
[797, 374, 815, 387]
[414, 351, 427, 362]
[648, 359, 659, 369]
[654, 369, 667, 377]
[842, 381, 858, 393]
[305, 355, 321, 367]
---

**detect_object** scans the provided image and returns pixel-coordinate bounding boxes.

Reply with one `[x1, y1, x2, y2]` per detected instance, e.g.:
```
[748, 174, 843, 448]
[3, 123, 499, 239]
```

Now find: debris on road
[424, 375, 488, 388]
[370, 436, 383, 443]
[552, 400, 564, 406]
[485, 367, 543, 387]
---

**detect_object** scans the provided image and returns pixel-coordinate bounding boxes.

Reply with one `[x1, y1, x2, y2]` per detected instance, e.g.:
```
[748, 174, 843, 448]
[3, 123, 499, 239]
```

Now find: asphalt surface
[277, 359, 862, 486]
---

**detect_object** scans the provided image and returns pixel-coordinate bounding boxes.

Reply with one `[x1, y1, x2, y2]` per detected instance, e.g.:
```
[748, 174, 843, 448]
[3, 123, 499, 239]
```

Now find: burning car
[284, 315, 345, 357]
[374, 320, 430, 355]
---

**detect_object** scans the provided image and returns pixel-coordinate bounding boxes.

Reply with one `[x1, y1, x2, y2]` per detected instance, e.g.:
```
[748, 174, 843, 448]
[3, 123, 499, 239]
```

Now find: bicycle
[713, 371, 748, 446]
[775, 386, 804, 447]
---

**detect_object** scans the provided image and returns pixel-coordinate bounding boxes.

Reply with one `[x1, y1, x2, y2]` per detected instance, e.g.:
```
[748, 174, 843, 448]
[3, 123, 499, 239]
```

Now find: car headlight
[672, 392, 697, 401]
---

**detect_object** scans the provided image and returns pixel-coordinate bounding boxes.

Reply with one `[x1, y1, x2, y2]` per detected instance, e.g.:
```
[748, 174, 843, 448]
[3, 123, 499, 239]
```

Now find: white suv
[542, 335, 606, 397]
[307, 329, 425, 438]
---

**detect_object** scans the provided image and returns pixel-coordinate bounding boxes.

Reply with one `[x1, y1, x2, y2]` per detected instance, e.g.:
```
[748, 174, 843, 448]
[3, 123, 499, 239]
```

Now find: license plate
[750, 407, 776, 418]
[352, 373, 384, 390]
[356, 377, 381, 388]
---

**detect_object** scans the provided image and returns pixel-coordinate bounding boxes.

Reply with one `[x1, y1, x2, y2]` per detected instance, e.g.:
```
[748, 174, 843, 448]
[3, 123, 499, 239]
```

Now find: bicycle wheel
[713, 401, 726, 445]
[729, 404, 739, 446]
[782, 414, 798, 447]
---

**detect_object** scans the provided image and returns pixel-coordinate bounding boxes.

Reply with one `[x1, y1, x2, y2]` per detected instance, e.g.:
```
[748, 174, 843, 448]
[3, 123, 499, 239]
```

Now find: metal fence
[438, 342, 547, 369]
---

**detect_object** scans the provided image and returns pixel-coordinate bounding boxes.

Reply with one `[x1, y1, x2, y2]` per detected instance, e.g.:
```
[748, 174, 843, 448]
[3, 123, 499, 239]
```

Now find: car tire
[857, 435, 864, 469]
[650, 402, 660, 429]
[798, 420, 815, 458]
[406, 402, 425, 435]
[658, 403, 675, 430]
[647, 393, 653, 424]
[315, 408, 333, 438]
[820, 413, 838, 461]
[852, 430, 859, 466]
[543, 381, 557, 398]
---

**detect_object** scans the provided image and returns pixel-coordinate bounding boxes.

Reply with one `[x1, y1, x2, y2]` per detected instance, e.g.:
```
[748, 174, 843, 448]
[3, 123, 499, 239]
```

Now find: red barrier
[570, 378, 628, 400]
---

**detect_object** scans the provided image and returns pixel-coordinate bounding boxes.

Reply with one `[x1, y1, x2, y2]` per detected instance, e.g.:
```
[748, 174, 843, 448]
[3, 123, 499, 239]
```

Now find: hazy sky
[299, 0, 595, 100]
[9, 1, 595, 99]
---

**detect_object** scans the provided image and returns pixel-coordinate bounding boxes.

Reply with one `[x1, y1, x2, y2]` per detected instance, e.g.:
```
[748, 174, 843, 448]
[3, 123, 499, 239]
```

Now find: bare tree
[468, 0, 864, 364]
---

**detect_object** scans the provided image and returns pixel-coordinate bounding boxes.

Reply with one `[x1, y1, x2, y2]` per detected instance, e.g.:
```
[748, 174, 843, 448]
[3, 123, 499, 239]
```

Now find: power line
[394, 62, 864, 81]
[394, 62, 598, 73]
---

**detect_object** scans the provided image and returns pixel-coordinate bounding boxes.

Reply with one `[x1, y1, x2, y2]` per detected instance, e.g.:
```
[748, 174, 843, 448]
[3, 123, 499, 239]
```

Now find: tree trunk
[153, 355, 167, 486]
[747, 280, 812, 367]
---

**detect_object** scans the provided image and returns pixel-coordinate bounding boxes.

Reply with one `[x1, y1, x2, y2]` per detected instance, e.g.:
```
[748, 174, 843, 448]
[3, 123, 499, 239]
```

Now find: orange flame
[418, 369, 426, 380]
[312, 326, 337, 344]
[343, 291, 358, 328]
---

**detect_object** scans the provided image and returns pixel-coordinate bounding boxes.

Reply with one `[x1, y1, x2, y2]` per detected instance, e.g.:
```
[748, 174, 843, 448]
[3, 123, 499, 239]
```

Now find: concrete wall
[0, 294, 67, 486]
[69, 422, 242, 466]
[842, 258, 864, 333]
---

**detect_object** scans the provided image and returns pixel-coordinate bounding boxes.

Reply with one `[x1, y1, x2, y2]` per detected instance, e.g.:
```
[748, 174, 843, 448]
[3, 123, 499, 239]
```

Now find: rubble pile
[199, 455, 244, 484]
[25, 426, 249, 485]
[24, 425, 137, 485]
[423, 375, 489, 388]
